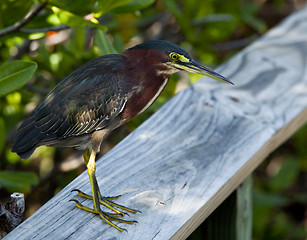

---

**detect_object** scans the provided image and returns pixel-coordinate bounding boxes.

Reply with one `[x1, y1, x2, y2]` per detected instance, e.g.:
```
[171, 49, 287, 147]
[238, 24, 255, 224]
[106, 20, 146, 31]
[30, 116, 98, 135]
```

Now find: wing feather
[12, 54, 129, 158]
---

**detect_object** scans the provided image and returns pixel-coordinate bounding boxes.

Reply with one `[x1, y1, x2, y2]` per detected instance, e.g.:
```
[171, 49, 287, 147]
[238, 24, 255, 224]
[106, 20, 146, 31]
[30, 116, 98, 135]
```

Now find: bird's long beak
[179, 59, 233, 85]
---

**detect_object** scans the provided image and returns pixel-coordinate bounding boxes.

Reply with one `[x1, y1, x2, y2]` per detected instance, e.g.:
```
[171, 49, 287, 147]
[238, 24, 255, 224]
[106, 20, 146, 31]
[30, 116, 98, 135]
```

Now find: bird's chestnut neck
[123, 48, 177, 78]
[123, 48, 169, 67]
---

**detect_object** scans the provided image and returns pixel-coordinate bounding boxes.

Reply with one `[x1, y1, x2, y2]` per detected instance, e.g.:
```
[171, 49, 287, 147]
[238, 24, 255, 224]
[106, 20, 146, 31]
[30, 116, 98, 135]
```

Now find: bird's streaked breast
[137, 77, 168, 115]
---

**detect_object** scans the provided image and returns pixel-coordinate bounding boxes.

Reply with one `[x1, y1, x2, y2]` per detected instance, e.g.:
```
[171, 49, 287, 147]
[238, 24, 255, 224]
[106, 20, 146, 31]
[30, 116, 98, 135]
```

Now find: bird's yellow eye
[170, 53, 179, 61]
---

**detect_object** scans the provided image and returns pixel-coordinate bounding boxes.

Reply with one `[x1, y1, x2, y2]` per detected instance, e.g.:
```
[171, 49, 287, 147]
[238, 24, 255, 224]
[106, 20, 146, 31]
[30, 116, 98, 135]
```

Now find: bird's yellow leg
[71, 148, 137, 232]
[86, 149, 101, 211]
[74, 148, 138, 214]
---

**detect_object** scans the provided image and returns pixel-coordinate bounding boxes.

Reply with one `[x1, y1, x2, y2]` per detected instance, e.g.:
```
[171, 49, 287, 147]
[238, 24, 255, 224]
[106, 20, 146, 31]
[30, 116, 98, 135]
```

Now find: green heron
[12, 40, 233, 231]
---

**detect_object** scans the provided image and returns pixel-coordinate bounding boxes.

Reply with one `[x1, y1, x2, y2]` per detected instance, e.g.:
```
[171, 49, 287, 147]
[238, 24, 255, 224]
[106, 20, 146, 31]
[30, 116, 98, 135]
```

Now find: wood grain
[5, 6, 307, 240]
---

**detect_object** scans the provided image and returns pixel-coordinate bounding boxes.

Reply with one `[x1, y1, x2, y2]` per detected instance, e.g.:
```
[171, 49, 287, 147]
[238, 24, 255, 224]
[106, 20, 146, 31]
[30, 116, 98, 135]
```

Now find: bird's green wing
[37, 55, 128, 139]
[12, 55, 128, 158]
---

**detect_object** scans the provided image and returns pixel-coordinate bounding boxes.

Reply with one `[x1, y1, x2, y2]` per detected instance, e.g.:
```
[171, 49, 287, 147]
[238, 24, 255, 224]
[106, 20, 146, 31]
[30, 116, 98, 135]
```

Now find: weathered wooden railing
[4, 6, 307, 240]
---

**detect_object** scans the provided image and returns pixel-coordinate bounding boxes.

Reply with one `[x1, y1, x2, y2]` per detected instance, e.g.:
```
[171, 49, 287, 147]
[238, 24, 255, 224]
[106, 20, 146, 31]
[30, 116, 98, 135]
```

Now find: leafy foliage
[0, 60, 37, 97]
[0, 171, 38, 193]
[0, 0, 305, 239]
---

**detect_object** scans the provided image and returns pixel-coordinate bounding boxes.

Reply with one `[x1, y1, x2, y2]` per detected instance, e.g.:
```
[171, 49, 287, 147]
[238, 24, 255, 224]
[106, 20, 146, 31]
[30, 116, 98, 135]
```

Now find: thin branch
[19, 25, 70, 33]
[0, 2, 48, 37]
[191, 14, 233, 26]
[283, 215, 307, 240]
[212, 35, 259, 51]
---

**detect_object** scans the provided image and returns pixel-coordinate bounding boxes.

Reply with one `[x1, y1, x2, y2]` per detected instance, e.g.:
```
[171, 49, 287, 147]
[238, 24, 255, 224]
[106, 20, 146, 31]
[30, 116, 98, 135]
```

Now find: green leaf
[51, 7, 107, 31]
[0, 118, 5, 155]
[96, 0, 131, 15]
[49, 0, 96, 16]
[66, 28, 85, 60]
[253, 190, 288, 207]
[269, 158, 299, 192]
[0, 60, 37, 97]
[112, 0, 155, 13]
[0, 0, 33, 28]
[0, 171, 39, 193]
[240, 3, 267, 33]
[161, 0, 181, 19]
[94, 29, 118, 55]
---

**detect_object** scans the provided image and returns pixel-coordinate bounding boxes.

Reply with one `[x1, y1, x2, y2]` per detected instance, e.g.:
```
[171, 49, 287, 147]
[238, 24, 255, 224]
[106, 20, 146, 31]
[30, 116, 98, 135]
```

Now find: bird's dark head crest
[128, 40, 191, 60]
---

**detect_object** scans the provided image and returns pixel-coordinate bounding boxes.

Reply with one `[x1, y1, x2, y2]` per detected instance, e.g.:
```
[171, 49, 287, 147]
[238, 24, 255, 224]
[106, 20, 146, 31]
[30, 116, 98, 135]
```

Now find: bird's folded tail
[11, 116, 43, 159]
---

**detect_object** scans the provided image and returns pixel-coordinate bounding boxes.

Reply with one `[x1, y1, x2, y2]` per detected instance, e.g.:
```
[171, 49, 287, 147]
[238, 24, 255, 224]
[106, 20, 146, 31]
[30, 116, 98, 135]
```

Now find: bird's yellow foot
[71, 189, 139, 215]
[71, 189, 139, 232]
[69, 199, 136, 232]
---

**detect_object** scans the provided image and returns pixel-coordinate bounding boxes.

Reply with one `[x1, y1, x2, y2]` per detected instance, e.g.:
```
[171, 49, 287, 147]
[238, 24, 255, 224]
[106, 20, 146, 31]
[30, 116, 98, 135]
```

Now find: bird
[12, 40, 233, 232]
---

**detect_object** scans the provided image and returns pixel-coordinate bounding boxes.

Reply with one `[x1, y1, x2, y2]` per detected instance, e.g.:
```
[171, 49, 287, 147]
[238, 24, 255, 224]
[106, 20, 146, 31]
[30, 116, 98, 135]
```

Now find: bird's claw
[70, 197, 136, 232]
[71, 189, 138, 215]
[71, 189, 81, 193]
[69, 199, 80, 204]
[70, 189, 139, 232]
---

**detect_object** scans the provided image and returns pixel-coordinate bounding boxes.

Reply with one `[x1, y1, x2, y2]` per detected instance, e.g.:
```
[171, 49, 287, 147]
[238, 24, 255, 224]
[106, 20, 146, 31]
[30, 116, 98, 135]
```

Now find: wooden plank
[4, 6, 307, 240]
